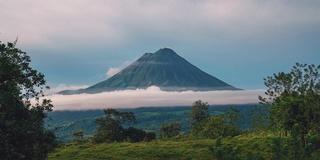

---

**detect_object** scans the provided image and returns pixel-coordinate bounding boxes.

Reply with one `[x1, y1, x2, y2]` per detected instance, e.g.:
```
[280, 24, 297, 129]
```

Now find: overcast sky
[2, 0, 320, 109]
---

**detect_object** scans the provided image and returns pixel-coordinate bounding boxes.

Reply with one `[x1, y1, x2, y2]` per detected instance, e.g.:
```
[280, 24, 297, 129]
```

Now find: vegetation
[189, 100, 210, 136]
[0, 40, 57, 159]
[92, 108, 155, 143]
[159, 122, 181, 139]
[47, 105, 254, 142]
[259, 63, 320, 143]
[48, 132, 320, 160]
[72, 130, 85, 144]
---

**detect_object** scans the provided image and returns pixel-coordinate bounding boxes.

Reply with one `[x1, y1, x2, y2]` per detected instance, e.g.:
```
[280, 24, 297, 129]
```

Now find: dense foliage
[159, 122, 181, 139]
[92, 109, 155, 143]
[189, 100, 242, 139]
[0, 40, 57, 159]
[46, 105, 254, 142]
[189, 100, 210, 136]
[259, 63, 320, 143]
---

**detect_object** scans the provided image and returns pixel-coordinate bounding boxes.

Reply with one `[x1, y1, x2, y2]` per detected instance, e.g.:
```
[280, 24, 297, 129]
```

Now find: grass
[50, 140, 212, 160]
[48, 132, 278, 160]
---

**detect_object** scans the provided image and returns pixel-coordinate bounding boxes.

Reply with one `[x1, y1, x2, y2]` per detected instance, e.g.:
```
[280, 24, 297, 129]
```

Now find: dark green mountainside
[59, 48, 239, 94]
[46, 105, 255, 142]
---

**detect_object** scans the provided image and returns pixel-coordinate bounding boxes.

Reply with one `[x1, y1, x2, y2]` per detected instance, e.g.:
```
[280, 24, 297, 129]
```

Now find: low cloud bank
[44, 84, 89, 95]
[44, 86, 265, 110]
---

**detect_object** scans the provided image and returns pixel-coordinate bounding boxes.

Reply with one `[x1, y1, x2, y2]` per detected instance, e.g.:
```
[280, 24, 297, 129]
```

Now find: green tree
[144, 131, 156, 142]
[72, 130, 85, 144]
[124, 127, 146, 142]
[0, 40, 57, 159]
[209, 138, 240, 160]
[92, 108, 136, 143]
[259, 63, 320, 143]
[249, 105, 268, 131]
[200, 107, 242, 139]
[224, 107, 243, 128]
[190, 100, 210, 136]
[159, 122, 181, 139]
[201, 114, 241, 139]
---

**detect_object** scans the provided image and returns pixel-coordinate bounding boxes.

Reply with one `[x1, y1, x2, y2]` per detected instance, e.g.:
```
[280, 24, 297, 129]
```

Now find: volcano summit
[59, 48, 240, 94]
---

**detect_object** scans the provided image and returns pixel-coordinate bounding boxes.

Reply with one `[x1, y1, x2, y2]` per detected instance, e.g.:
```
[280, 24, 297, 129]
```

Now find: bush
[159, 122, 181, 139]
[200, 115, 241, 139]
[144, 131, 156, 142]
[124, 127, 146, 143]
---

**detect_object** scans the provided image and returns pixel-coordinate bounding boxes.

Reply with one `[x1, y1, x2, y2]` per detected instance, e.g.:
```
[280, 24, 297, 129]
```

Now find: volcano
[59, 48, 240, 94]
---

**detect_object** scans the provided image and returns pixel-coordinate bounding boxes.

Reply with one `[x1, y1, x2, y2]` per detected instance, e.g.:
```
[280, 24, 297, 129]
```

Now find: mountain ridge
[59, 48, 240, 94]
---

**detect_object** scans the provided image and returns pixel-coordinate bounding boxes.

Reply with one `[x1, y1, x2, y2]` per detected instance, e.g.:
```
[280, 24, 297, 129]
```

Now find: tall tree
[92, 108, 136, 143]
[224, 107, 243, 128]
[259, 63, 320, 143]
[190, 100, 210, 136]
[200, 108, 242, 139]
[249, 105, 268, 131]
[159, 122, 181, 139]
[0, 40, 57, 159]
[72, 130, 85, 144]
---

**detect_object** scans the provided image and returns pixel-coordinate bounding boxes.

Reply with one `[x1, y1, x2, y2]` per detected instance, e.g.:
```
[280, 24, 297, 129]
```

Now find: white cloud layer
[45, 86, 265, 110]
[44, 84, 88, 95]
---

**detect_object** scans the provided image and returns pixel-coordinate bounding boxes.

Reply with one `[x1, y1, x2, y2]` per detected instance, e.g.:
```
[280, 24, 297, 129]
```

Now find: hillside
[49, 132, 320, 160]
[46, 105, 256, 142]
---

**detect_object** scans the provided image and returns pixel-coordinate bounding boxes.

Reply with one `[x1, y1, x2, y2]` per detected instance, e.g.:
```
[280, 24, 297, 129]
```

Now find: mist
[44, 86, 265, 110]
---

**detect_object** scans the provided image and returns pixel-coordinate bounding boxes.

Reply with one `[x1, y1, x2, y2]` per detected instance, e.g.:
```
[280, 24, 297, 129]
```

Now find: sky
[2, 0, 320, 110]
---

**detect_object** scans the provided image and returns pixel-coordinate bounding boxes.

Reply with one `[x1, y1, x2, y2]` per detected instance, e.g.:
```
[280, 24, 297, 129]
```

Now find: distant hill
[59, 48, 240, 94]
[46, 105, 256, 142]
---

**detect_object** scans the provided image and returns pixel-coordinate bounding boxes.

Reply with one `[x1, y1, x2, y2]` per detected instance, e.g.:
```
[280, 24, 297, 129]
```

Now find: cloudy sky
[2, 0, 320, 109]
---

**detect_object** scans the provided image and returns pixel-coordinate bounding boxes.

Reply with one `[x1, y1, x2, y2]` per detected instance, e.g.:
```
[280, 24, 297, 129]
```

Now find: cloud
[44, 84, 89, 95]
[2, 0, 320, 49]
[106, 61, 131, 78]
[44, 86, 265, 110]
[106, 67, 121, 78]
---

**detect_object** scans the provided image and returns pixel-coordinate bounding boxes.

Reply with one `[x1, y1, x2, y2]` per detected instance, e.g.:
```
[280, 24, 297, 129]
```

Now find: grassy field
[48, 132, 277, 160]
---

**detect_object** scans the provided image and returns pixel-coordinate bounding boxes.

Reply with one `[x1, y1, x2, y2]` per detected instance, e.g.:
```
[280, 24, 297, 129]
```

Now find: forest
[46, 104, 255, 142]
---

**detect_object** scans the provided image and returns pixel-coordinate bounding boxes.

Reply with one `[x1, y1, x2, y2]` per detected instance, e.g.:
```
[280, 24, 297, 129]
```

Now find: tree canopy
[0, 40, 57, 159]
[92, 108, 155, 143]
[159, 122, 181, 139]
[189, 100, 210, 136]
[259, 63, 320, 143]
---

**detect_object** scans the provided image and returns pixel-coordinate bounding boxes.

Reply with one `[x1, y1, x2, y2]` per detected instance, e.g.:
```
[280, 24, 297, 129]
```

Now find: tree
[224, 107, 243, 128]
[144, 131, 156, 142]
[259, 63, 320, 143]
[72, 130, 85, 144]
[249, 105, 268, 131]
[159, 122, 181, 139]
[209, 138, 240, 160]
[0, 40, 57, 159]
[92, 108, 137, 143]
[190, 100, 210, 136]
[124, 127, 146, 142]
[200, 113, 241, 139]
